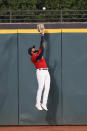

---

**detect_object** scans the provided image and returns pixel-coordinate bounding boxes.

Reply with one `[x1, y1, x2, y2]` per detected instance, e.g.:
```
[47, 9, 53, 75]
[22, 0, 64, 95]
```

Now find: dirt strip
[0, 126, 87, 131]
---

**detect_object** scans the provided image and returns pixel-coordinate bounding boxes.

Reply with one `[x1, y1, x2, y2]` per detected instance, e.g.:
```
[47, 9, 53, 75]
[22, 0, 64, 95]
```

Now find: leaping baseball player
[28, 29, 50, 111]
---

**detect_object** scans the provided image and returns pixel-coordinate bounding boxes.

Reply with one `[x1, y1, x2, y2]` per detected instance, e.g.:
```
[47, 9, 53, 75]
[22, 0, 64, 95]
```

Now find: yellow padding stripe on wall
[0, 29, 87, 34]
[18, 29, 61, 33]
[0, 29, 18, 34]
[62, 29, 87, 33]
[0, 29, 61, 34]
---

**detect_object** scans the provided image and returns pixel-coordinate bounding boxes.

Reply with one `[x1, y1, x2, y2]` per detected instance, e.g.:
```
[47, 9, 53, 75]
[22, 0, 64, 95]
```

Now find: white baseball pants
[36, 69, 50, 106]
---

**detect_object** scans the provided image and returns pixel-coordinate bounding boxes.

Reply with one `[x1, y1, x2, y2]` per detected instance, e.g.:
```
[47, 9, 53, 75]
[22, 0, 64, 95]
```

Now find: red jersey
[31, 49, 48, 69]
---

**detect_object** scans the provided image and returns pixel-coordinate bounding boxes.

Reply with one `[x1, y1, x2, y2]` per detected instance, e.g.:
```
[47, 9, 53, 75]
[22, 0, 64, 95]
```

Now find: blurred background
[0, 0, 87, 22]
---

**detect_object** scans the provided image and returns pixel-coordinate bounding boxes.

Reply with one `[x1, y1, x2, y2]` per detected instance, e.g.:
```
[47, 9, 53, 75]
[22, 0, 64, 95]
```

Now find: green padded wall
[0, 34, 18, 125]
[62, 33, 87, 125]
[0, 23, 87, 125]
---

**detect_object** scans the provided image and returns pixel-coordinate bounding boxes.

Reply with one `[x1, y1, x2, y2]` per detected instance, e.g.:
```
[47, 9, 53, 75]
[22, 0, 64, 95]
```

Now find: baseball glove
[37, 24, 45, 34]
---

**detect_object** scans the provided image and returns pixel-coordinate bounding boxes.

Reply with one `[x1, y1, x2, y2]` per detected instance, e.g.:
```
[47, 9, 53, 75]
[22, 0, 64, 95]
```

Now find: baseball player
[28, 32, 50, 111]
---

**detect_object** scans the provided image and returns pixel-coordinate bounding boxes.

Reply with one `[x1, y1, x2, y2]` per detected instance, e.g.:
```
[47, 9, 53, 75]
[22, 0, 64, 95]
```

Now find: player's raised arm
[36, 33, 45, 61]
[37, 24, 45, 49]
[39, 32, 45, 49]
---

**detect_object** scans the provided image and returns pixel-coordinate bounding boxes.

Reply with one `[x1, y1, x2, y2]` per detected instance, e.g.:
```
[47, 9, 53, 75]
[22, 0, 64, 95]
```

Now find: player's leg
[42, 70, 50, 110]
[36, 70, 45, 110]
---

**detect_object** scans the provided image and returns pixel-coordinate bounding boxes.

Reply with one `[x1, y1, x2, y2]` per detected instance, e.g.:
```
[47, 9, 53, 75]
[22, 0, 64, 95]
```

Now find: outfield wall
[0, 23, 87, 125]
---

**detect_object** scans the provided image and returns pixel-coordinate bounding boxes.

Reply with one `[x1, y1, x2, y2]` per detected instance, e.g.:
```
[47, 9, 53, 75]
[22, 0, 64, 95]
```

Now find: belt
[37, 68, 48, 70]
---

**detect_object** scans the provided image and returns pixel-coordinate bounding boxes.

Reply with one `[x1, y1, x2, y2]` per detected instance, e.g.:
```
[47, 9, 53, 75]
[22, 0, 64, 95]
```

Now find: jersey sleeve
[40, 35, 44, 49]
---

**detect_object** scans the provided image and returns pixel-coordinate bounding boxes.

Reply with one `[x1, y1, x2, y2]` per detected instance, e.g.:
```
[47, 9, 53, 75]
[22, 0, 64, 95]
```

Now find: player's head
[28, 45, 39, 56]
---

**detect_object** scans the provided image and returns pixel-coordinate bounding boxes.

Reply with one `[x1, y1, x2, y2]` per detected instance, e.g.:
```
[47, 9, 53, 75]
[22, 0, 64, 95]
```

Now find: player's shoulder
[38, 48, 42, 53]
[31, 54, 35, 59]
